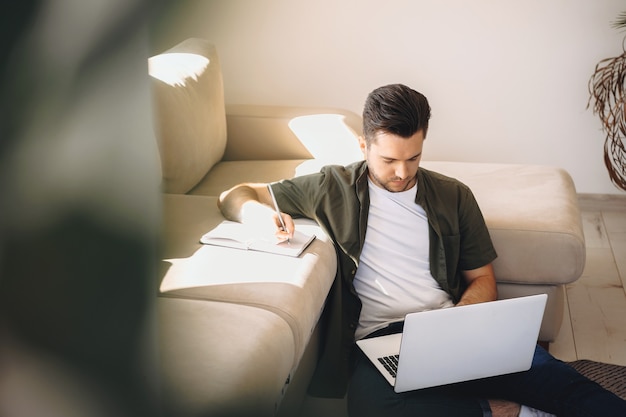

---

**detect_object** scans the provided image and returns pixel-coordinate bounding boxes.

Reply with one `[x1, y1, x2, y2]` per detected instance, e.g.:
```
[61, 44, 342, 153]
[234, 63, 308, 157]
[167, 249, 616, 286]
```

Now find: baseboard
[577, 193, 626, 211]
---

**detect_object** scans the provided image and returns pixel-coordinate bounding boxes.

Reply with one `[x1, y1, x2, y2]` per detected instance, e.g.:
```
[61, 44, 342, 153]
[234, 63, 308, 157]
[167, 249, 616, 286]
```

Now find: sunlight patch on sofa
[148, 53, 209, 87]
[159, 248, 326, 292]
[288, 114, 362, 164]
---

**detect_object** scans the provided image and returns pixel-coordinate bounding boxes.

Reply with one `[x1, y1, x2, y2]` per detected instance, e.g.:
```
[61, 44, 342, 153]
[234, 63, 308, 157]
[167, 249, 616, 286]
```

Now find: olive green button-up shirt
[272, 160, 497, 398]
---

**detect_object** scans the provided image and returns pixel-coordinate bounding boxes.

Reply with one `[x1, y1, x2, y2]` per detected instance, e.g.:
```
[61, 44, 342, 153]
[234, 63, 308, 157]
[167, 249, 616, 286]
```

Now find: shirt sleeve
[269, 171, 326, 220]
[457, 186, 498, 271]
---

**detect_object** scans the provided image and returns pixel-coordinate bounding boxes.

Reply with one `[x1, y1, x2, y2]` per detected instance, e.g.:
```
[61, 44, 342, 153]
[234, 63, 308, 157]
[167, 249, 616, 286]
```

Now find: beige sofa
[150, 38, 585, 417]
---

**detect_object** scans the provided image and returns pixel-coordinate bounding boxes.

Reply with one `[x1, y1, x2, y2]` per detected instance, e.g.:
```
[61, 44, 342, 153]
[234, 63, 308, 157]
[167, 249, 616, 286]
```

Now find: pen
[267, 184, 290, 243]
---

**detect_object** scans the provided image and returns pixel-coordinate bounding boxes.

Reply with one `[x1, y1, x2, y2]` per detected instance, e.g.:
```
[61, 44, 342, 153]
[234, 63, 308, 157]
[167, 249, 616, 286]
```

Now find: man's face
[359, 130, 425, 192]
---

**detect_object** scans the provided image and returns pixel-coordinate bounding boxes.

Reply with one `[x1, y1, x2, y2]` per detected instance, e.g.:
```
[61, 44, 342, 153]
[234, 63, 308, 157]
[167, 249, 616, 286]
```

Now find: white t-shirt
[353, 179, 454, 339]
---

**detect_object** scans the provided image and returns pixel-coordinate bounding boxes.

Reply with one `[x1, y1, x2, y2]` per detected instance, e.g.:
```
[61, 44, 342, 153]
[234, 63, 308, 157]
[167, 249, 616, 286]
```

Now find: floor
[549, 194, 626, 366]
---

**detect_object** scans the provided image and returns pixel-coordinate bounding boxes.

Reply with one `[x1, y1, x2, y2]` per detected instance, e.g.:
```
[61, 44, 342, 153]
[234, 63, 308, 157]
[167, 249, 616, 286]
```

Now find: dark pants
[348, 328, 626, 417]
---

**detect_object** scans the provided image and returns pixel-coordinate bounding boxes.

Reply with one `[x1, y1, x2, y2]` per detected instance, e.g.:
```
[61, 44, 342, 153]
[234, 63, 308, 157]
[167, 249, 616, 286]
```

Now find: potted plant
[588, 12, 626, 191]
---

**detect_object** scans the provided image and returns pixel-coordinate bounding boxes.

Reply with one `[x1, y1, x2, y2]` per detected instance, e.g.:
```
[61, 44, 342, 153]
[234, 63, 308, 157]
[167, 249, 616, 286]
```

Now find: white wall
[154, 0, 626, 195]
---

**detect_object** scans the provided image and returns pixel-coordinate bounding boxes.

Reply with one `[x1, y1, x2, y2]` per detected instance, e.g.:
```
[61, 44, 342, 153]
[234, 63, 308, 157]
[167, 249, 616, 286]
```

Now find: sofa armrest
[224, 105, 363, 162]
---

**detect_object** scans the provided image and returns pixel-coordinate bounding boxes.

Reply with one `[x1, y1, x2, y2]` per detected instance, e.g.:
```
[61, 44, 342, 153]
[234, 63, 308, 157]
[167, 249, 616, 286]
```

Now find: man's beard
[369, 171, 416, 193]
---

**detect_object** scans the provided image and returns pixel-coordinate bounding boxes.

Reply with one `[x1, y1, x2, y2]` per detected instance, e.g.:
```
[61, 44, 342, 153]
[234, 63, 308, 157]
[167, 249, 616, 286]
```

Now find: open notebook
[200, 220, 316, 257]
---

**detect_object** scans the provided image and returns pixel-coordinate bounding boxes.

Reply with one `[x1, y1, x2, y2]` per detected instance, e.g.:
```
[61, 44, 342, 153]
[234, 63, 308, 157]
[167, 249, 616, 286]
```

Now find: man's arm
[456, 263, 497, 306]
[218, 183, 294, 240]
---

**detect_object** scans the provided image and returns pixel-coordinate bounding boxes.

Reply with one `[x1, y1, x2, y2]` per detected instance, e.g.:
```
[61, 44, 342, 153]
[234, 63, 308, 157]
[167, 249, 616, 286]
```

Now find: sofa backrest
[149, 38, 227, 194]
[223, 105, 363, 162]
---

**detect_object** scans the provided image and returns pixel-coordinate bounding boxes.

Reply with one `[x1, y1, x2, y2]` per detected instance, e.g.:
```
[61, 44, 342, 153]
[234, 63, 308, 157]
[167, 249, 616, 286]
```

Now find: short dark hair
[362, 84, 431, 146]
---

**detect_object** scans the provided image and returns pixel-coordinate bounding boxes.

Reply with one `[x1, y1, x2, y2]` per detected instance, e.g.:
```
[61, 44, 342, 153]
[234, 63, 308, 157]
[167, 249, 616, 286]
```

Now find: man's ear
[358, 135, 367, 155]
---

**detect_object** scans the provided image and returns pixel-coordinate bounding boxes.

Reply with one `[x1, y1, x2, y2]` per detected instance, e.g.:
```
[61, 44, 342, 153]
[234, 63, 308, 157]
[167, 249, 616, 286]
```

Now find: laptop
[356, 294, 547, 393]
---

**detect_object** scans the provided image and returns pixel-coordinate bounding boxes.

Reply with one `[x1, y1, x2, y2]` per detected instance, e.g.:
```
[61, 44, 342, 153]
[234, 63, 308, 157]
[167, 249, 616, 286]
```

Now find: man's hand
[218, 183, 295, 241]
[272, 211, 295, 242]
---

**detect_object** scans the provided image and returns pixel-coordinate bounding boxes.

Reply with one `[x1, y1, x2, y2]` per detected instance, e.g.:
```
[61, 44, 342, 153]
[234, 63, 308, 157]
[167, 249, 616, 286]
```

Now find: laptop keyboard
[377, 354, 399, 377]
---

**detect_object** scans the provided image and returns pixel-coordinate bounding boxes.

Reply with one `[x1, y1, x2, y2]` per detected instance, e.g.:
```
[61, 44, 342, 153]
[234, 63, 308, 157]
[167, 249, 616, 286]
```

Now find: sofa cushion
[149, 38, 226, 194]
[159, 194, 338, 363]
[421, 161, 585, 285]
[157, 297, 295, 417]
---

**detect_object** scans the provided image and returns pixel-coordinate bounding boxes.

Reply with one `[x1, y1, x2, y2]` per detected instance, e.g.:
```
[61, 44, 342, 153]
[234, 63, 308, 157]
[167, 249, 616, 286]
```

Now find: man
[218, 84, 626, 416]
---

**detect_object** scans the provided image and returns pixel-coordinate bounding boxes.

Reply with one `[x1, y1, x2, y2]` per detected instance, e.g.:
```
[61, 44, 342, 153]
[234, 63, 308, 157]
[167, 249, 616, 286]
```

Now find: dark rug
[568, 360, 626, 400]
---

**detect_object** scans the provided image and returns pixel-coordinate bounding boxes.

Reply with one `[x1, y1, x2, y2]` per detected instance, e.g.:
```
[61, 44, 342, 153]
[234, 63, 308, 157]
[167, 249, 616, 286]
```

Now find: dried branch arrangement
[588, 12, 626, 191]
